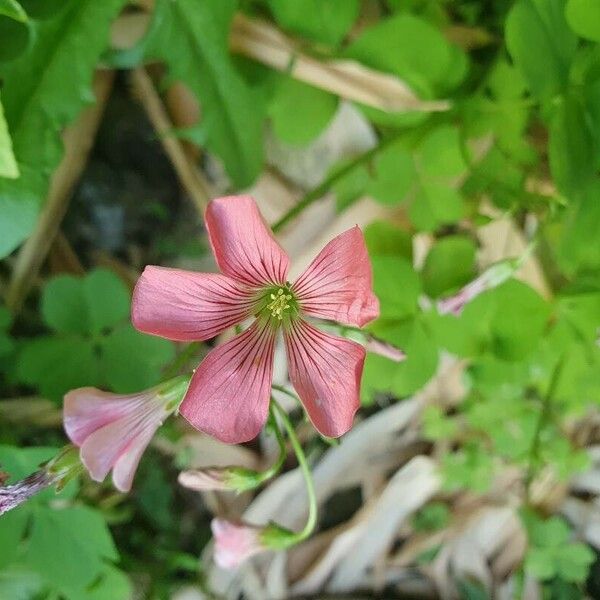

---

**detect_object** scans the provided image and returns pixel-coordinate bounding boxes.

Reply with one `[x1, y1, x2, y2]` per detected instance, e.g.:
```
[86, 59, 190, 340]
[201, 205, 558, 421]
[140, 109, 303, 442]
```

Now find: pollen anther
[266, 288, 293, 320]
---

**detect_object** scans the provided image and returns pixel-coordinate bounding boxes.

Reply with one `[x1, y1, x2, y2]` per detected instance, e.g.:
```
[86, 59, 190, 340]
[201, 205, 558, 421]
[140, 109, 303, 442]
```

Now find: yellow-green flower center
[257, 283, 299, 327]
[267, 288, 292, 320]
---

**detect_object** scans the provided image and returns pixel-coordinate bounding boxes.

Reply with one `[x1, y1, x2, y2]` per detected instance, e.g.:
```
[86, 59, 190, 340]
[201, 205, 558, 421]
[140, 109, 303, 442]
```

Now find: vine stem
[271, 132, 403, 233]
[525, 356, 566, 501]
[271, 397, 317, 543]
[259, 403, 287, 483]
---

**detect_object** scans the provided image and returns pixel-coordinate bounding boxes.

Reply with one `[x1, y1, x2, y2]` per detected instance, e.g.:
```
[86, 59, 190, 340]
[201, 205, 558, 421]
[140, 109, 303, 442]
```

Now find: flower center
[267, 288, 292, 320]
[258, 283, 299, 326]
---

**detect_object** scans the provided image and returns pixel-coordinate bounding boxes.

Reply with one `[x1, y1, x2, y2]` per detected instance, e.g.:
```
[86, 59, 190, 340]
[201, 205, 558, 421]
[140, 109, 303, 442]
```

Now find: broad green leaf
[366, 139, 416, 205]
[269, 76, 338, 146]
[506, 0, 576, 99]
[0, 0, 27, 22]
[558, 180, 600, 274]
[83, 269, 130, 335]
[102, 324, 175, 393]
[549, 93, 596, 195]
[25, 505, 118, 594]
[344, 13, 466, 97]
[364, 221, 413, 261]
[267, 0, 360, 45]
[0, 568, 44, 600]
[556, 543, 595, 582]
[0, 95, 19, 178]
[362, 319, 439, 399]
[409, 181, 464, 232]
[0, 507, 29, 568]
[370, 255, 420, 320]
[422, 236, 477, 298]
[41, 275, 88, 334]
[0, 0, 126, 258]
[525, 547, 557, 580]
[418, 126, 467, 179]
[0, 15, 30, 62]
[143, 0, 264, 187]
[87, 566, 132, 600]
[17, 336, 99, 401]
[566, 0, 600, 41]
[18, 0, 67, 19]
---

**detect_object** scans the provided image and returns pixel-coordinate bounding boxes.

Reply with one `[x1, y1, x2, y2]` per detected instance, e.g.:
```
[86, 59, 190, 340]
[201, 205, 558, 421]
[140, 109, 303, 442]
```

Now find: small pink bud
[211, 518, 266, 569]
[363, 334, 406, 362]
[179, 466, 263, 493]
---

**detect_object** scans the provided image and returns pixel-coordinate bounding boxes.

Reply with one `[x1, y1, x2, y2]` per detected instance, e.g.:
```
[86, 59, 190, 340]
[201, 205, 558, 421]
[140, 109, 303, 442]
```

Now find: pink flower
[63, 376, 190, 492]
[132, 195, 379, 443]
[211, 518, 266, 568]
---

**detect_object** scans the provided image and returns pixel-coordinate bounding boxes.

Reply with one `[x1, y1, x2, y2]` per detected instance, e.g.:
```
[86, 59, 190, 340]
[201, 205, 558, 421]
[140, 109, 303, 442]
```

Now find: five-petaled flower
[63, 375, 190, 492]
[132, 195, 379, 444]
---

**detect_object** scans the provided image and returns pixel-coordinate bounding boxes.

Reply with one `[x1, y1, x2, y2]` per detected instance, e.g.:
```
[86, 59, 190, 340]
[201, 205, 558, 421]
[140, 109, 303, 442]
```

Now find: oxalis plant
[0, 195, 531, 569]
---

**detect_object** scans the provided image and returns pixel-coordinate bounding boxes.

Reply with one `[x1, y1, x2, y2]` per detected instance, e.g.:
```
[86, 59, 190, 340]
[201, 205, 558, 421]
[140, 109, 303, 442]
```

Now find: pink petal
[79, 400, 166, 485]
[206, 196, 290, 287]
[64, 387, 151, 446]
[132, 266, 256, 341]
[111, 427, 156, 492]
[293, 226, 379, 327]
[180, 320, 276, 443]
[211, 518, 264, 569]
[284, 320, 365, 438]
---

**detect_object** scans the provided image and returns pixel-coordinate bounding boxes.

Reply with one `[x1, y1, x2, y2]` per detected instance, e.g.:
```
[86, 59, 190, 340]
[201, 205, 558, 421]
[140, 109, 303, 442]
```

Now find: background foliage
[1, 0, 600, 598]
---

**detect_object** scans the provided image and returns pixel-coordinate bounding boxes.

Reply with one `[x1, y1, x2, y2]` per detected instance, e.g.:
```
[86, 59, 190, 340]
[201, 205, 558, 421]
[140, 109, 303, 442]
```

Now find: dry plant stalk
[129, 67, 212, 215]
[231, 14, 451, 114]
[5, 70, 115, 313]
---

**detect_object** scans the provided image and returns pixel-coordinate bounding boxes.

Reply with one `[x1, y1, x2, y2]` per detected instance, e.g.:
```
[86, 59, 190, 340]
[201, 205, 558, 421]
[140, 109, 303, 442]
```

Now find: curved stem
[258, 403, 287, 483]
[272, 383, 300, 402]
[271, 397, 317, 543]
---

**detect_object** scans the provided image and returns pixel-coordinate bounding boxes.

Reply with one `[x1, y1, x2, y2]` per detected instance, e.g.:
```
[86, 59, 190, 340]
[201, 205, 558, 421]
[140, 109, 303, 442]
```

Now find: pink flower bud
[211, 518, 266, 569]
[63, 375, 189, 492]
[363, 334, 406, 362]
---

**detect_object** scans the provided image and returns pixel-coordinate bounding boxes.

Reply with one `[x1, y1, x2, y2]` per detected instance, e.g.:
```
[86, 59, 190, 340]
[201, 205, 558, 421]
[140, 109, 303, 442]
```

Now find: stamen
[266, 288, 293, 320]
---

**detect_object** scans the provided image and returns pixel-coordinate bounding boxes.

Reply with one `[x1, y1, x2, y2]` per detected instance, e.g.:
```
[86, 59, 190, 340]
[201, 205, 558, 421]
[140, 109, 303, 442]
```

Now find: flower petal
[284, 320, 365, 438]
[206, 195, 290, 287]
[132, 266, 256, 341]
[211, 518, 264, 569]
[180, 320, 275, 443]
[64, 387, 150, 446]
[293, 226, 379, 327]
[111, 427, 155, 492]
[79, 399, 166, 484]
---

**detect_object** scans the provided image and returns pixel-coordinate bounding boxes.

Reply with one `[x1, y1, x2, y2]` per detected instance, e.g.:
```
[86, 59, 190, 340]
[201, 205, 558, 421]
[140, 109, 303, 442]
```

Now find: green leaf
[0, 15, 30, 62]
[506, 0, 576, 99]
[364, 221, 413, 262]
[0, 0, 27, 22]
[41, 275, 88, 334]
[0, 508, 30, 568]
[525, 547, 557, 580]
[362, 319, 438, 399]
[556, 542, 595, 582]
[0, 0, 126, 258]
[422, 236, 477, 298]
[267, 0, 360, 45]
[344, 13, 467, 97]
[25, 505, 118, 594]
[269, 76, 338, 146]
[418, 125, 467, 179]
[412, 502, 450, 532]
[370, 255, 420, 320]
[0, 95, 19, 178]
[549, 93, 596, 195]
[83, 269, 130, 335]
[102, 324, 175, 393]
[409, 181, 464, 232]
[143, 0, 264, 187]
[366, 139, 416, 205]
[0, 568, 43, 600]
[566, 0, 600, 41]
[17, 336, 99, 402]
[558, 179, 600, 274]
[86, 566, 132, 600]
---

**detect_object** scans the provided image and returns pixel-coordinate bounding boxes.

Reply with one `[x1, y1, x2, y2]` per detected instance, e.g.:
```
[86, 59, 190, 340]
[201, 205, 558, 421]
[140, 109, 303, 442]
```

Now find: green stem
[271, 132, 403, 233]
[162, 342, 201, 381]
[272, 383, 300, 402]
[271, 397, 317, 543]
[525, 356, 566, 500]
[258, 403, 287, 483]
